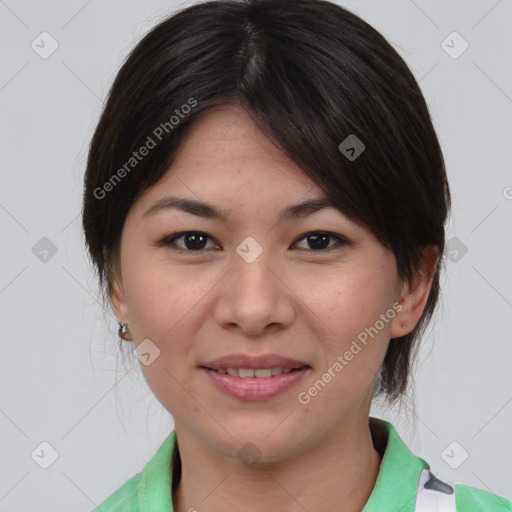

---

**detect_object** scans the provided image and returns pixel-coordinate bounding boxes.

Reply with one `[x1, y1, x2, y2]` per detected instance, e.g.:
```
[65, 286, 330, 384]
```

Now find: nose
[213, 247, 295, 337]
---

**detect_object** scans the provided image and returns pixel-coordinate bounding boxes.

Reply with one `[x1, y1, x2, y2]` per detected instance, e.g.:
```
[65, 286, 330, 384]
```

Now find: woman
[82, 0, 512, 510]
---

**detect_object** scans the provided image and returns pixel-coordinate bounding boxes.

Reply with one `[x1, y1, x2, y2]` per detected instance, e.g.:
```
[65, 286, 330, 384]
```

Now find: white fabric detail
[414, 468, 457, 512]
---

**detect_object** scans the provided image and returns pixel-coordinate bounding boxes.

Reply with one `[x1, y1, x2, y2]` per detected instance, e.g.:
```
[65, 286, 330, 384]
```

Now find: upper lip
[201, 353, 310, 370]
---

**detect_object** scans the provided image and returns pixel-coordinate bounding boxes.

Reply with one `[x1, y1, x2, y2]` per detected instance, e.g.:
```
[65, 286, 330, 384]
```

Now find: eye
[159, 231, 220, 252]
[292, 231, 348, 252]
[158, 230, 348, 254]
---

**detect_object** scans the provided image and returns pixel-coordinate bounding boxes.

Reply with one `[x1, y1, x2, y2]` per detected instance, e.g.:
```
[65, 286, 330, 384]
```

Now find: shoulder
[415, 466, 511, 512]
[88, 430, 177, 512]
[89, 472, 142, 512]
[456, 483, 512, 512]
[370, 418, 511, 512]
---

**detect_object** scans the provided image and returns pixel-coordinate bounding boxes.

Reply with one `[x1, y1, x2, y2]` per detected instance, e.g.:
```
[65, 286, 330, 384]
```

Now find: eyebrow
[142, 195, 338, 223]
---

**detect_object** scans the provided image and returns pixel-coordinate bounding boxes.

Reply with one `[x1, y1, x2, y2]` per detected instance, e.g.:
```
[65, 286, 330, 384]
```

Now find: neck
[172, 416, 382, 512]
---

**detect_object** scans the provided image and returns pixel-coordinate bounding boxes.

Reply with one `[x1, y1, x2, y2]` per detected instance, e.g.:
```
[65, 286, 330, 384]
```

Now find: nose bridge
[232, 239, 277, 304]
[215, 238, 293, 334]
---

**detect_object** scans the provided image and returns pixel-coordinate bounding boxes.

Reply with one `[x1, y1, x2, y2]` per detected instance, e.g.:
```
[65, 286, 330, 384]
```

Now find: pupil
[185, 233, 207, 250]
[308, 233, 329, 250]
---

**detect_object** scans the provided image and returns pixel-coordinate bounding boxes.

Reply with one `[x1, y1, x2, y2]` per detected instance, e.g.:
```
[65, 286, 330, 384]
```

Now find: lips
[199, 353, 312, 400]
[201, 365, 310, 400]
[201, 353, 310, 371]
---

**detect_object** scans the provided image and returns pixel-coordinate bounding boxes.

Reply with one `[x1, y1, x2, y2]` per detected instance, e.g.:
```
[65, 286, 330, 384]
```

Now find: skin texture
[109, 103, 439, 512]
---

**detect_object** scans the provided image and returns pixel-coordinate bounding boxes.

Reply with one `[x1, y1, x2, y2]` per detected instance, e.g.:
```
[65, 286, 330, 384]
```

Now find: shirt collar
[139, 429, 176, 511]
[139, 417, 428, 512]
[363, 417, 429, 512]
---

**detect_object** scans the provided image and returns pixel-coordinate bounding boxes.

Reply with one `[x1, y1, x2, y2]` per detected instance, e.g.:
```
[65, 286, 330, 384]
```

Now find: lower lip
[201, 367, 310, 401]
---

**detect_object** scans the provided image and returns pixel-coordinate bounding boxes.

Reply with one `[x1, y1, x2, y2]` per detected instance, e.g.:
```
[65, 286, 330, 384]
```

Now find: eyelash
[157, 231, 348, 254]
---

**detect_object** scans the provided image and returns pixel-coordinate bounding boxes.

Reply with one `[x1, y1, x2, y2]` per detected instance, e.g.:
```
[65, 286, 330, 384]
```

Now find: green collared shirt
[91, 417, 511, 511]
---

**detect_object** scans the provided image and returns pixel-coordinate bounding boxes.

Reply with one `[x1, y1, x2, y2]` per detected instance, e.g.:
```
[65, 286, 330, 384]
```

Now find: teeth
[213, 367, 300, 377]
[255, 368, 272, 378]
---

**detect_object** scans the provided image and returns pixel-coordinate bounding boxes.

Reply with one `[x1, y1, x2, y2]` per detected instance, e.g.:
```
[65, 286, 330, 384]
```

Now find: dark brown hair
[82, 0, 451, 410]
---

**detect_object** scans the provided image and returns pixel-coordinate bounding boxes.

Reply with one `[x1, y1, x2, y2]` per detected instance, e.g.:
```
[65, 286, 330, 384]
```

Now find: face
[110, 103, 421, 462]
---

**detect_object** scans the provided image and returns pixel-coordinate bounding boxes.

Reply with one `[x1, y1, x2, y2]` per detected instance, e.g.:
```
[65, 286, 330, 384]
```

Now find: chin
[212, 424, 307, 464]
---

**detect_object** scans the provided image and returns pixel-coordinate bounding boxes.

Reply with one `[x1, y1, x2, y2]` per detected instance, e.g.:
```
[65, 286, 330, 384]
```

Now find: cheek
[124, 272, 167, 339]
[121, 255, 213, 376]
[122, 260, 202, 412]
[298, 262, 396, 383]
[121, 247, 200, 340]
[305, 266, 394, 334]
[296, 277, 392, 414]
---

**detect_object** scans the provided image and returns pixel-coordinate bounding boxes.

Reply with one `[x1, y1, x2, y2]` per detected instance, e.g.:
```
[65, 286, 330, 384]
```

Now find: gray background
[1, 0, 511, 510]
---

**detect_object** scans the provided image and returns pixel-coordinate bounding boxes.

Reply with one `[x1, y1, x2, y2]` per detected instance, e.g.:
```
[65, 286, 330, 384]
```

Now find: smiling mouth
[200, 365, 310, 378]
[200, 364, 311, 401]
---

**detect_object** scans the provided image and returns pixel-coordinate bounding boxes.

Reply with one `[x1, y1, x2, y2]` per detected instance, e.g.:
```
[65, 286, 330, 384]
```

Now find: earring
[401, 323, 407, 329]
[118, 322, 130, 340]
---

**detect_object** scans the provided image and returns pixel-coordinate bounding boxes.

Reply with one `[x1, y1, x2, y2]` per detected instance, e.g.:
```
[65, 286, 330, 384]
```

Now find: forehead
[173, 104, 314, 183]
[130, 104, 329, 217]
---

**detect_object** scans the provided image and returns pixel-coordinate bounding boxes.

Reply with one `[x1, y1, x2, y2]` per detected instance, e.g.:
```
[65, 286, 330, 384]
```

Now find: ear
[390, 244, 440, 338]
[107, 251, 133, 342]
